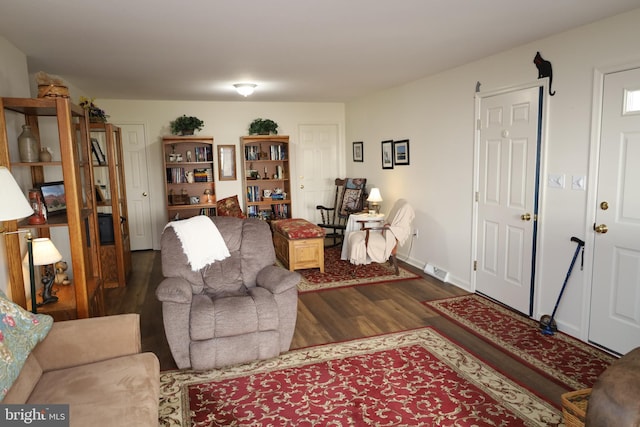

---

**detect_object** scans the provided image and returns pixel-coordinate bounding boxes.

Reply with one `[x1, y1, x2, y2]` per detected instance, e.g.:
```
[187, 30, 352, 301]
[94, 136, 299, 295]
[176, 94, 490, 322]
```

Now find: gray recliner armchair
[156, 216, 300, 370]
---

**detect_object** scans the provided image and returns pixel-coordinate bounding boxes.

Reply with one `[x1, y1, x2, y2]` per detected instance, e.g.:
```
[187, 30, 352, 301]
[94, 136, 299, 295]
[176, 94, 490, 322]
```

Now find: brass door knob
[521, 213, 531, 221]
[594, 224, 608, 234]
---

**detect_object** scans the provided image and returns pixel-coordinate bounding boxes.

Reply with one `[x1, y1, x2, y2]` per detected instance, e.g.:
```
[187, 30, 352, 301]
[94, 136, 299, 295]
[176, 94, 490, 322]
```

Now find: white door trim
[583, 60, 640, 343]
[471, 79, 550, 317]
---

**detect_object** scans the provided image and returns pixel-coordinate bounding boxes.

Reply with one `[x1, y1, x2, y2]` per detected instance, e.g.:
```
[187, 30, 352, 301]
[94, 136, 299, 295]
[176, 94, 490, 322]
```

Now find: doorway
[295, 124, 342, 221]
[118, 124, 154, 251]
[474, 84, 544, 315]
[588, 66, 640, 355]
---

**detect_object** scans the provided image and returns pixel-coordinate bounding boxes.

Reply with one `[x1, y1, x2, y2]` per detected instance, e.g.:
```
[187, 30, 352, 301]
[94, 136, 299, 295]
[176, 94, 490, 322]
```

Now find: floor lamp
[0, 166, 43, 313]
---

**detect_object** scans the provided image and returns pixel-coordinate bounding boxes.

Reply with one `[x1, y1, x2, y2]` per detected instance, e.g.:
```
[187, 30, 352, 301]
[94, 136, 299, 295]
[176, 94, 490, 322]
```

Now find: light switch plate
[548, 173, 565, 189]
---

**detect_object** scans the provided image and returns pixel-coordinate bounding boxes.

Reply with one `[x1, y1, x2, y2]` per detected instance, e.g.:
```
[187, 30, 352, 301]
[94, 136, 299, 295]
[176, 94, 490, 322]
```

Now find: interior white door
[118, 124, 153, 250]
[475, 86, 541, 315]
[589, 67, 640, 355]
[296, 124, 341, 221]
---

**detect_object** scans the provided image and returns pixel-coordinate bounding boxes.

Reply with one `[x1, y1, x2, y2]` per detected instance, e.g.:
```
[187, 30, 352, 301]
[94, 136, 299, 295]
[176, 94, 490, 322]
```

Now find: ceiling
[1, 1, 638, 102]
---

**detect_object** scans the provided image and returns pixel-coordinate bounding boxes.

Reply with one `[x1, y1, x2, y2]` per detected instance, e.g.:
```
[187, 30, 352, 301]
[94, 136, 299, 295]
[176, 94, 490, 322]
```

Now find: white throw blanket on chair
[348, 200, 415, 265]
[164, 216, 230, 271]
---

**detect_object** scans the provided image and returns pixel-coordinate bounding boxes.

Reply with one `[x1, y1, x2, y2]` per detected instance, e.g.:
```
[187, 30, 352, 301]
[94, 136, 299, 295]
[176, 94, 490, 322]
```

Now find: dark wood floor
[104, 250, 567, 407]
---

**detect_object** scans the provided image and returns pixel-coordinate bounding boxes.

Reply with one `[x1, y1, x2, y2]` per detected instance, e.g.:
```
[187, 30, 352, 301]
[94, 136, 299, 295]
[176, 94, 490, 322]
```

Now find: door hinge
[473, 260, 477, 271]
[476, 119, 481, 130]
[475, 191, 479, 202]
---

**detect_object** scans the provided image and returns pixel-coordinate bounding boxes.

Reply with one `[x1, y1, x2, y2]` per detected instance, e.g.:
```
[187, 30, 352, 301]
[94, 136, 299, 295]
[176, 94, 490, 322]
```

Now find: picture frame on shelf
[218, 144, 237, 181]
[39, 181, 66, 216]
[353, 141, 363, 162]
[393, 139, 410, 166]
[381, 140, 394, 169]
[90, 138, 106, 165]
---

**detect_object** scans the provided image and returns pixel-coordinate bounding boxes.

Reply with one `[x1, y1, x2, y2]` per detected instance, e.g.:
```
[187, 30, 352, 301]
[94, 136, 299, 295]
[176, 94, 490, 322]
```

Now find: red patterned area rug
[424, 294, 617, 390]
[292, 246, 418, 293]
[159, 327, 562, 426]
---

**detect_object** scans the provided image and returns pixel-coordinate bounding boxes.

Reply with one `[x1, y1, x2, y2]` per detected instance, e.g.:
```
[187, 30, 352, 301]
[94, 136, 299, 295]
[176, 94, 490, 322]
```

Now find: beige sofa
[3, 314, 160, 426]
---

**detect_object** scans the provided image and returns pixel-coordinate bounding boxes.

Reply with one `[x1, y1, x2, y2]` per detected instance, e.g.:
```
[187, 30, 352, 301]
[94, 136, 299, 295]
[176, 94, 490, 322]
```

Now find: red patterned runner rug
[424, 294, 616, 390]
[159, 327, 562, 426]
[293, 246, 418, 293]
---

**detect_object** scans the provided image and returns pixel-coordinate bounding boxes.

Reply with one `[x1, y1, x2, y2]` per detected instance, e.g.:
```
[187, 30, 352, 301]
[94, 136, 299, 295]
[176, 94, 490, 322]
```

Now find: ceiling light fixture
[233, 83, 257, 97]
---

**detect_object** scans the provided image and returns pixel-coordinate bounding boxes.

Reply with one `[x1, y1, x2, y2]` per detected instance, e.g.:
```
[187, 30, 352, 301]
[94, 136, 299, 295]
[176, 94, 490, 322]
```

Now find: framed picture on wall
[381, 140, 393, 169]
[353, 141, 363, 162]
[217, 144, 237, 181]
[393, 139, 410, 166]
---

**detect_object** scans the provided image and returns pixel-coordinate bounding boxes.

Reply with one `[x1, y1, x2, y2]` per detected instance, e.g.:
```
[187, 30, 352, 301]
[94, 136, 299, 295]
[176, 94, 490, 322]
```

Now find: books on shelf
[245, 145, 260, 161]
[167, 167, 213, 184]
[270, 144, 286, 160]
[194, 146, 213, 162]
[193, 168, 212, 182]
[167, 167, 185, 184]
[246, 185, 261, 202]
[245, 144, 287, 161]
[199, 207, 216, 217]
[271, 203, 289, 218]
[246, 203, 289, 219]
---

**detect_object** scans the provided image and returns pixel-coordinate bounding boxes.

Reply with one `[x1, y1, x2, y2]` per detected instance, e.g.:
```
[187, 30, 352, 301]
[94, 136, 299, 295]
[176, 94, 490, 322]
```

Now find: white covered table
[340, 213, 385, 260]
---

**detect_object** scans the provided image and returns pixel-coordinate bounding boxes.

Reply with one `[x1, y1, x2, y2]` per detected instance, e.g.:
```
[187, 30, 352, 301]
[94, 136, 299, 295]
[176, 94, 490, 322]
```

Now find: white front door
[295, 124, 341, 221]
[119, 124, 153, 250]
[589, 67, 640, 355]
[475, 86, 542, 315]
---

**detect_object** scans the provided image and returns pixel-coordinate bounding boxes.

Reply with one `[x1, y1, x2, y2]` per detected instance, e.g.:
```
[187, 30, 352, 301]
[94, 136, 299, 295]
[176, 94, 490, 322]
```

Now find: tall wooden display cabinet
[90, 123, 131, 288]
[0, 97, 103, 319]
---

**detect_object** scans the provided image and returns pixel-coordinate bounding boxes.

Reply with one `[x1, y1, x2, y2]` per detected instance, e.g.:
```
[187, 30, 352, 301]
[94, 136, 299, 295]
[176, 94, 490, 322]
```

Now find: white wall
[96, 99, 345, 249]
[345, 8, 640, 340]
[0, 36, 31, 298]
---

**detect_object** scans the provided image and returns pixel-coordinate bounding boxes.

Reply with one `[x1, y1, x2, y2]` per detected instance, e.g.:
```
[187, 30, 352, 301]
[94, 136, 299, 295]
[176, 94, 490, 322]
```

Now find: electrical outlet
[413, 228, 419, 239]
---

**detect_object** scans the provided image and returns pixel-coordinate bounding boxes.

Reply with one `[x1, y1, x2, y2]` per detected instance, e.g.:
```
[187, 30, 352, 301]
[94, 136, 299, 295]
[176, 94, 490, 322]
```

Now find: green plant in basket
[248, 118, 278, 135]
[170, 115, 204, 135]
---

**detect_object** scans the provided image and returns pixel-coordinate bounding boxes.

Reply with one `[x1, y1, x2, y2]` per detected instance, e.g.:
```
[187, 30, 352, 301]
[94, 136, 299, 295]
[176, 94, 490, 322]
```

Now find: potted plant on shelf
[170, 115, 205, 135]
[248, 118, 278, 135]
[79, 96, 109, 123]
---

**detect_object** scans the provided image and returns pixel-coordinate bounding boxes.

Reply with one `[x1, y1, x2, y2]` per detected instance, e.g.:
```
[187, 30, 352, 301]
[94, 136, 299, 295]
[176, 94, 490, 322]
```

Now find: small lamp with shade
[367, 188, 383, 215]
[0, 166, 61, 313]
[23, 237, 63, 307]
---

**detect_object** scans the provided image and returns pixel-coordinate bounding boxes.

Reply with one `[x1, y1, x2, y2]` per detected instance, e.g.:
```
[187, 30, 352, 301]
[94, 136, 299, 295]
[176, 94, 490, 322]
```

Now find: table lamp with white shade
[0, 166, 49, 313]
[23, 237, 63, 307]
[0, 166, 34, 224]
[367, 188, 383, 215]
